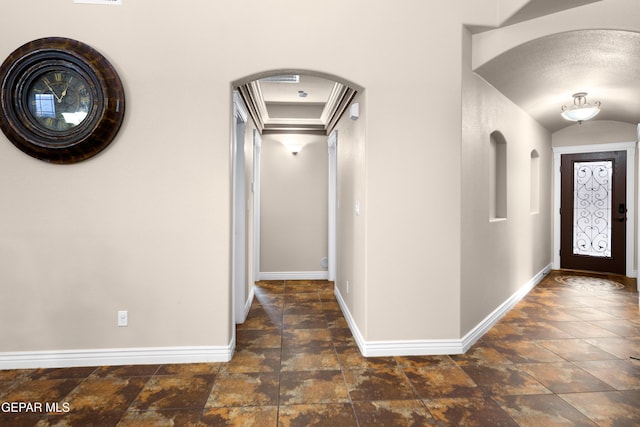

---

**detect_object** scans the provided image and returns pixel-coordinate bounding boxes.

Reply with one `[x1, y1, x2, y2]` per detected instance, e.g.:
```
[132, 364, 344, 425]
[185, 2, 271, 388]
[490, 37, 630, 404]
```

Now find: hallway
[1, 272, 639, 426]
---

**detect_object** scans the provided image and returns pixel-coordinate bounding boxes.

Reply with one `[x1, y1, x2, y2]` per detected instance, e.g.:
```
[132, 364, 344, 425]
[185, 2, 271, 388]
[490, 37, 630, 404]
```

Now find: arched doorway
[474, 29, 640, 278]
[230, 70, 361, 326]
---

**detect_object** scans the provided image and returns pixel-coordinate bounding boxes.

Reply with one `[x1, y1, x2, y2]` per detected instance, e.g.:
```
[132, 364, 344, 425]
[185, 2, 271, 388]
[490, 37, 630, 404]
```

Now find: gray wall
[260, 134, 328, 273]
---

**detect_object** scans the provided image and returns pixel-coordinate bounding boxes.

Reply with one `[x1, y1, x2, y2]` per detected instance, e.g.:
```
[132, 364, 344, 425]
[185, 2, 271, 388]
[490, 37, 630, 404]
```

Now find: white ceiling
[475, 29, 640, 133]
[259, 74, 336, 104]
[259, 75, 335, 120]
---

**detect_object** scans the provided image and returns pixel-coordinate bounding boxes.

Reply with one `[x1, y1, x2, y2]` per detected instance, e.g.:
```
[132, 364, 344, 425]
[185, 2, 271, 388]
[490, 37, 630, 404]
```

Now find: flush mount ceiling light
[561, 92, 601, 123]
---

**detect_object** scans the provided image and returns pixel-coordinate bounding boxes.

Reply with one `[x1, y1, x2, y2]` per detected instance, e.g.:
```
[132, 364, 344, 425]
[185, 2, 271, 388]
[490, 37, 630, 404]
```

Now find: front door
[560, 151, 627, 274]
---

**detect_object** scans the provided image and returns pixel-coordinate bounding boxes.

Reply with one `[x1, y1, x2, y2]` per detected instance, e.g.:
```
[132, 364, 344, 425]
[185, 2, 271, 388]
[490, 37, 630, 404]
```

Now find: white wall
[334, 92, 367, 334]
[362, 4, 464, 343]
[460, 28, 553, 336]
[2, 0, 634, 366]
[0, 3, 234, 355]
[260, 134, 328, 273]
[0, 0, 470, 363]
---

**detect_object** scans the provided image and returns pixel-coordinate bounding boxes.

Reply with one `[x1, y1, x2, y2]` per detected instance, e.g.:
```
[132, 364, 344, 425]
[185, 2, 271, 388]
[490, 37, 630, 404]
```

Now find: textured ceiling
[500, 0, 601, 26]
[475, 29, 640, 132]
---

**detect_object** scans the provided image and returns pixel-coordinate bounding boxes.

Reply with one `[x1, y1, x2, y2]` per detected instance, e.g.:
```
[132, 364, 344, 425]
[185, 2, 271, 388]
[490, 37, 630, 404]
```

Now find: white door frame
[328, 130, 338, 282]
[232, 92, 249, 323]
[552, 141, 636, 278]
[252, 129, 262, 282]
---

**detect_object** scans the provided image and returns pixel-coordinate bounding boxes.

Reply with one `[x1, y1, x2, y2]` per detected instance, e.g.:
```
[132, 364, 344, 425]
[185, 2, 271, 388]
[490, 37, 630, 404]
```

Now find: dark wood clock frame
[0, 37, 125, 164]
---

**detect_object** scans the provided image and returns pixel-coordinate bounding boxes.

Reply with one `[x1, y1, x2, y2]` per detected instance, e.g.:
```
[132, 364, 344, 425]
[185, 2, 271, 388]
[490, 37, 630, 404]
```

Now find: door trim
[232, 92, 249, 324]
[552, 141, 636, 277]
[328, 130, 338, 282]
[252, 129, 262, 281]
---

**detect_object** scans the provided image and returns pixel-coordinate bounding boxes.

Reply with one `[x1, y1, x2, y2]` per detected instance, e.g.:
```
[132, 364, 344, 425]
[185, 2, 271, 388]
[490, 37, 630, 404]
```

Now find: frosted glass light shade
[561, 105, 601, 121]
[561, 92, 601, 122]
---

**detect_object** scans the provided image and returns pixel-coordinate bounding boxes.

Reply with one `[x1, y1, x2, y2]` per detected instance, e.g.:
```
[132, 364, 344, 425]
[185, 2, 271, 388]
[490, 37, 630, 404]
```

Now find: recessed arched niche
[489, 131, 507, 221]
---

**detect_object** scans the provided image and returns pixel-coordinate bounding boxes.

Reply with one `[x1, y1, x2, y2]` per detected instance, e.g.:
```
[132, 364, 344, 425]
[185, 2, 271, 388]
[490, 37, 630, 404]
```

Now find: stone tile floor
[1, 271, 639, 426]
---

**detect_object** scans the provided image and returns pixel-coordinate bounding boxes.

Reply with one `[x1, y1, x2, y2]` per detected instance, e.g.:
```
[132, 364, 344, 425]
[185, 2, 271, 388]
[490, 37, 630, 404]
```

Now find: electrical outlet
[117, 310, 128, 327]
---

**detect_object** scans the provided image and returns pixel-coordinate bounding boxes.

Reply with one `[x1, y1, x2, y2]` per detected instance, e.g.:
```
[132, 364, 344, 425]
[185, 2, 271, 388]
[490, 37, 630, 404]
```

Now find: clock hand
[59, 76, 72, 102]
[59, 84, 70, 102]
[43, 80, 62, 103]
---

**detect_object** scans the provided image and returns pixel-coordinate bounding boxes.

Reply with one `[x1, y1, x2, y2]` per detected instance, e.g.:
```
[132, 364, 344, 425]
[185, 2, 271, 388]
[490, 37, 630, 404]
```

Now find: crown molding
[237, 76, 357, 135]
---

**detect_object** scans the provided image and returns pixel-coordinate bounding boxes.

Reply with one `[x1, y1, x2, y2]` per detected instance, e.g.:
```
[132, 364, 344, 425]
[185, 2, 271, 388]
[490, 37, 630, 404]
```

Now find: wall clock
[0, 37, 125, 163]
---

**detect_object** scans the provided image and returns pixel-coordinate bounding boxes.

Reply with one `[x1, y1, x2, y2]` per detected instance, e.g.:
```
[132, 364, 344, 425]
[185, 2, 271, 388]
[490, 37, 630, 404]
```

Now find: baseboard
[244, 286, 255, 319]
[259, 271, 329, 280]
[2, 265, 552, 369]
[0, 344, 234, 370]
[334, 288, 465, 356]
[236, 285, 256, 324]
[460, 262, 552, 352]
[334, 263, 552, 357]
[332, 288, 367, 354]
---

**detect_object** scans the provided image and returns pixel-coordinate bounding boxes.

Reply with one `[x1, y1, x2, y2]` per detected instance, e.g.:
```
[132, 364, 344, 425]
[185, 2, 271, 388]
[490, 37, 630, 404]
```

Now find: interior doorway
[560, 151, 626, 274]
[230, 70, 362, 340]
[553, 142, 636, 278]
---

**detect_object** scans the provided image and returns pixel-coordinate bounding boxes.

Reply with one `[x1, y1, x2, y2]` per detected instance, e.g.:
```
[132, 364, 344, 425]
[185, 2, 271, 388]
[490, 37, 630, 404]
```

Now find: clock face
[26, 67, 95, 134]
[0, 37, 125, 163]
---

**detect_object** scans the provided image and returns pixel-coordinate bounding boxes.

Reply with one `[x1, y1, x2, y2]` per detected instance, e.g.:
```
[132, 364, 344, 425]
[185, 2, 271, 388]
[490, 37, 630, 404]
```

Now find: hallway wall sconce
[283, 141, 303, 155]
[561, 92, 601, 124]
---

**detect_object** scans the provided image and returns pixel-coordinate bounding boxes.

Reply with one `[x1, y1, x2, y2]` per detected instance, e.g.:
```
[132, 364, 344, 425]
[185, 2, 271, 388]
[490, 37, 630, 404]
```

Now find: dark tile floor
[1, 271, 639, 426]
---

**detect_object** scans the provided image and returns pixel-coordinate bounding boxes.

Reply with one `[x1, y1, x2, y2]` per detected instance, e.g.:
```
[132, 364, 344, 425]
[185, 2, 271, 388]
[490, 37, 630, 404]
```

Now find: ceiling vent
[260, 75, 300, 83]
[74, 0, 122, 4]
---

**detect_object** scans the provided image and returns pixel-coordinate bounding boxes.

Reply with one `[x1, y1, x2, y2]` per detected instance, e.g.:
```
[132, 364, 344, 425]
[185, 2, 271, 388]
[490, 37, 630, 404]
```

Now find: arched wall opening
[472, 25, 640, 282]
[229, 70, 365, 334]
[232, 69, 363, 97]
[233, 69, 362, 136]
